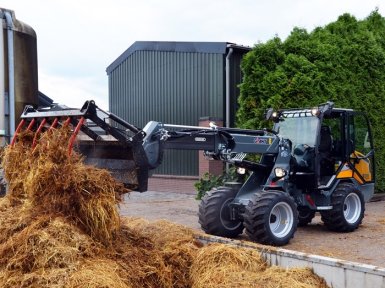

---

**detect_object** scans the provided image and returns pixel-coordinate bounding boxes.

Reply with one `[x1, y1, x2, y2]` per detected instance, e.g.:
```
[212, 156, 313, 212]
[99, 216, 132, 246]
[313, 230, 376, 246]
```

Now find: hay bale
[0, 267, 72, 288]
[190, 243, 328, 288]
[68, 259, 132, 288]
[0, 216, 101, 288]
[255, 266, 329, 288]
[3, 128, 129, 244]
[111, 229, 173, 287]
[1, 131, 34, 203]
[0, 197, 33, 245]
[123, 218, 201, 287]
[124, 218, 199, 247]
[190, 243, 267, 287]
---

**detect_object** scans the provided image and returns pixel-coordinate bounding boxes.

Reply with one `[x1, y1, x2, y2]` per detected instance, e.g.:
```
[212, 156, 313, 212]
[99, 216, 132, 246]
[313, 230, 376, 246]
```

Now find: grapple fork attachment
[11, 116, 86, 153]
[13, 100, 150, 192]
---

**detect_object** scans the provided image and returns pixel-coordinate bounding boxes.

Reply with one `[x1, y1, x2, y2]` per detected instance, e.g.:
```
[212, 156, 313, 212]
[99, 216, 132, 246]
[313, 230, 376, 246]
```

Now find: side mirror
[265, 108, 274, 120]
[364, 132, 371, 149]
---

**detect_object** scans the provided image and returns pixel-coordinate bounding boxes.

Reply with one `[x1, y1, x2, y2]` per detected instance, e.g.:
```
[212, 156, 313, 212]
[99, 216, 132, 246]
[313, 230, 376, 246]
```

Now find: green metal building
[106, 41, 250, 176]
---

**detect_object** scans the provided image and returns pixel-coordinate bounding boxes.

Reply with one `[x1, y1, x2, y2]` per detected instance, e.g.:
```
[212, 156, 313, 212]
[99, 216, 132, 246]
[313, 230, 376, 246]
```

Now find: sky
[1, 0, 383, 110]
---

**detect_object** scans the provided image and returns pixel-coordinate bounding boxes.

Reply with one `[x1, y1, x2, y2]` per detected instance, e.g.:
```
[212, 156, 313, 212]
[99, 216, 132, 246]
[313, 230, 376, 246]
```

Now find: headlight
[237, 167, 246, 175]
[311, 108, 319, 116]
[274, 167, 287, 178]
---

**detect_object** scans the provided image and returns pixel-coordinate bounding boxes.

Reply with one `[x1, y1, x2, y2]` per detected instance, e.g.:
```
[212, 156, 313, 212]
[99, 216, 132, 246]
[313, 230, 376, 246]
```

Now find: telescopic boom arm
[17, 100, 280, 191]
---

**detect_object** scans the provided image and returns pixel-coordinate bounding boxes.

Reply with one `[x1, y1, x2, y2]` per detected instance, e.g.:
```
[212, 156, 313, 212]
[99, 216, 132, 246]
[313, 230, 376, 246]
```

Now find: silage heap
[3, 128, 126, 243]
[0, 127, 328, 287]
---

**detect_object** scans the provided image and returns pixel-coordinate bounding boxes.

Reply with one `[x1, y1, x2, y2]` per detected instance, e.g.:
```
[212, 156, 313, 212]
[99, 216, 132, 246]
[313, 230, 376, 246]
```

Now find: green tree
[237, 10, 385, 191]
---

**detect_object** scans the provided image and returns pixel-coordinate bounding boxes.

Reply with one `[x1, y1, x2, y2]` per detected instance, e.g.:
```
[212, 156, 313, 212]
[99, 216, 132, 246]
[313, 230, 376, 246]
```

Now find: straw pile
[3, 128, 127, 241]
[191, 244, 328, 288]
[0, 126, 328, 287]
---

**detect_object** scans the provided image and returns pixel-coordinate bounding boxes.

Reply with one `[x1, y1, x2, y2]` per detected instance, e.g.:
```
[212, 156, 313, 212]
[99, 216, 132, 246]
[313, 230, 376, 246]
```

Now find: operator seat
[293, 144, 316, 189]
[319, 125, 334, 176]
[319, 126, 333, 153]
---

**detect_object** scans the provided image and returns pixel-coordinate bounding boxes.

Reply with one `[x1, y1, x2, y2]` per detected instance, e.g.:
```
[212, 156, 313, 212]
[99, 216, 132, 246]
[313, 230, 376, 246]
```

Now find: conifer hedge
[237, 10, 385, 191]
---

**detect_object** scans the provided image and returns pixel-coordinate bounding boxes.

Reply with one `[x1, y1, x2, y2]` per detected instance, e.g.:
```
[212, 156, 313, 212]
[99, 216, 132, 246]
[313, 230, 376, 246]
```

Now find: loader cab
[273, 105, 375, 192]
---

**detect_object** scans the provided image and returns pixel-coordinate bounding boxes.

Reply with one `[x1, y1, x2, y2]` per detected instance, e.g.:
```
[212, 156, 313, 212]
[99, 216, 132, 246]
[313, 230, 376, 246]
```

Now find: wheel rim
[220, 198, 242, 231]
[269, 201, 294, 238]
[343, 193, 361, 224]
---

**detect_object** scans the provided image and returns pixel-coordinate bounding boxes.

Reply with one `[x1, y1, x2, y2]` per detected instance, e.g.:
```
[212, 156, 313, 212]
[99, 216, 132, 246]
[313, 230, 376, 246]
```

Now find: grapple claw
[10, 119, 26, 146]
[26, 118, 36, 131]
[49, 118, 59, 130]
[32, 118, 47, 148]
[68, 116, 85, 156]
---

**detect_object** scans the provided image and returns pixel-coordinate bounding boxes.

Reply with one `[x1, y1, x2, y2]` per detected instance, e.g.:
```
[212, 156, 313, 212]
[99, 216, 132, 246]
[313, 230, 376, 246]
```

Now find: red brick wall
[148, 174, 198, 194]
[198, 117, 224, 178]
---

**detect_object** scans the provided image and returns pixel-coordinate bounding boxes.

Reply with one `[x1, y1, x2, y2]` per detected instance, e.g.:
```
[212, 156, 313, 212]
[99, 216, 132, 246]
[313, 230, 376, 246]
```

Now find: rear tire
[298, 207, 316, 227]
[321, 183, 365, 232]
[244, 191, 298, 246]
[198, 187, 244, 238]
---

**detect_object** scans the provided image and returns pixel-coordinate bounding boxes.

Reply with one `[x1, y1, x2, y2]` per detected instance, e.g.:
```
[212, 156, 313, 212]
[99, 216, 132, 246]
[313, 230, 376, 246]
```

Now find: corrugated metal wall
[228, 50, 245, 126]
[109, 50, 224, 176]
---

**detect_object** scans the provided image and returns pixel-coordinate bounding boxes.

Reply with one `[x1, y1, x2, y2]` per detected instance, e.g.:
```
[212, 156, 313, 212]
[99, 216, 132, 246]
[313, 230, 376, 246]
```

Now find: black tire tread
[198, 187, 243, 238]
[243, 190, 298, 246]
[321, 183, 365, 232]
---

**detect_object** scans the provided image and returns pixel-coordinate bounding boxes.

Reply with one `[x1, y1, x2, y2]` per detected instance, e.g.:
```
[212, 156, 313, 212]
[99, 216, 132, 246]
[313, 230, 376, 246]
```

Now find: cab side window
[322, 115, 343, 160]
[348, 113, 374, 182]
[350, 113, 372, 155]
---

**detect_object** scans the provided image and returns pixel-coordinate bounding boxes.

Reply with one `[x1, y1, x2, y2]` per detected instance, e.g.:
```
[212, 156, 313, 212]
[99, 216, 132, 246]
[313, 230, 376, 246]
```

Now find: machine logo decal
[254, 137, 268, 144]
[195, 137, 206, 142]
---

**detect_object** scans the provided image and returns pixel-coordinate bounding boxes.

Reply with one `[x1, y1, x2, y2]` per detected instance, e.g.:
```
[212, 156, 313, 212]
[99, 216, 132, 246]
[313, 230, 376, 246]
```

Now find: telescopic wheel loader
[14, 100, 375, 246]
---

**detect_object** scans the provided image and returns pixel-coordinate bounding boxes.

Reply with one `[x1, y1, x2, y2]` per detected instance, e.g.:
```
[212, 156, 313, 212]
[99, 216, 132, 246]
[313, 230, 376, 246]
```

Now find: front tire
[321, 183, 365, 232]
[244, 191, 298, 246]
[198, 187, 244, 238]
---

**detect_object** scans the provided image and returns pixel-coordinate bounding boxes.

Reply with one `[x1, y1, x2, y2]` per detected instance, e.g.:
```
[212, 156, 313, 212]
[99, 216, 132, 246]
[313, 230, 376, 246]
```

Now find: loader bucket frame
[12, 100, 150, 192]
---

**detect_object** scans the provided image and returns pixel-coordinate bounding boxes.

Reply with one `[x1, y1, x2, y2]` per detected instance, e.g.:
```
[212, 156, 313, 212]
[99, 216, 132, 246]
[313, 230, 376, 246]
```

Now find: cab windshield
[275, 116, 319, 147]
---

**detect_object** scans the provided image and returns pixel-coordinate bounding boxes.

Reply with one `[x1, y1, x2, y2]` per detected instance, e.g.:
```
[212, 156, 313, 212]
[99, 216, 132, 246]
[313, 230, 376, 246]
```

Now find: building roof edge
[106, 41, 250, 74]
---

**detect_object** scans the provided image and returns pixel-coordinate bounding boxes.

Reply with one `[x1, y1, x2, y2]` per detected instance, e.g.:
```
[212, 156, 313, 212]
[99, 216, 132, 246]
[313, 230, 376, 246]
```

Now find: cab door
[340, 112, 375, 184]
